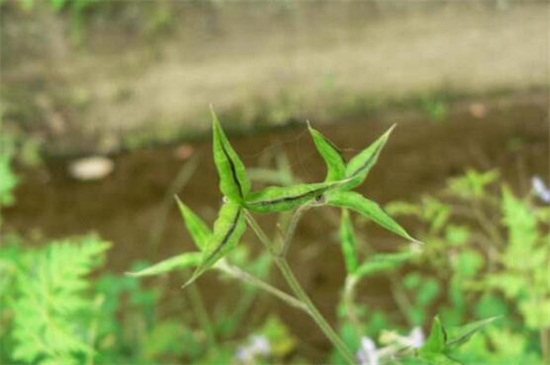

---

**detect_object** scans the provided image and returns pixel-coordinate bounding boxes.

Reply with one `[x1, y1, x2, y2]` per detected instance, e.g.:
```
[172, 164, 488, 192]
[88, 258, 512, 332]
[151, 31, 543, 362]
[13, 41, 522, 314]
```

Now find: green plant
[1, 235, 110, 365]
[384, 170, 550, 364]
[15, 0, 96, 13]
[0, 117, 19, 214]
[1, 233, 228, 365]
[133, 110, 491, 364]
[0, 143, 18, 211]
[421, 96, 448, 123]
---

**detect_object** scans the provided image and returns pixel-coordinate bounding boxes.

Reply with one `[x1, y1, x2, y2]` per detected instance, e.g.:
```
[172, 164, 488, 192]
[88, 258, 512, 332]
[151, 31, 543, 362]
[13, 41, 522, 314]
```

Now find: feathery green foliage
[383, 169, 550, 364]
[10, 236, 110, 365]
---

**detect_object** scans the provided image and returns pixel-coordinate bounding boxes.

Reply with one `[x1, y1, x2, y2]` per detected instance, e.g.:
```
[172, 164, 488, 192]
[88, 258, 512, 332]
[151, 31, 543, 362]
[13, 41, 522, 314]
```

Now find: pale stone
[69, 156, 114, 181]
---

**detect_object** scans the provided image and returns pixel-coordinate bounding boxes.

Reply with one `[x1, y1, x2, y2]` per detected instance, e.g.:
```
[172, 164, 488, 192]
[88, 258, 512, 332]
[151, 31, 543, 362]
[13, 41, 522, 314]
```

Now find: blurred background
[1, 1, 549, 364]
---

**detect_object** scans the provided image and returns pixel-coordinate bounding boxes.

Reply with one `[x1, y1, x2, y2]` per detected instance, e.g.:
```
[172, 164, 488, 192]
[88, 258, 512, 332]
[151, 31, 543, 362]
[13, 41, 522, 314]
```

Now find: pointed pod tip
[175, 195, 189, 212]
[386, 123, 398, 136]
[209, 106, 221, 128]
[412, 237, 425, 245]
[306, 120, 317, 135]
[181, 272, 199, 289]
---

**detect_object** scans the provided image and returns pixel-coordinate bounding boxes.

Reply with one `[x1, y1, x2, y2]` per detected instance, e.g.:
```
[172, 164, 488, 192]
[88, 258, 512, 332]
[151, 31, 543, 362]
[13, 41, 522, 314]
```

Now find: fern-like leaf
[10, 235, 110, 364]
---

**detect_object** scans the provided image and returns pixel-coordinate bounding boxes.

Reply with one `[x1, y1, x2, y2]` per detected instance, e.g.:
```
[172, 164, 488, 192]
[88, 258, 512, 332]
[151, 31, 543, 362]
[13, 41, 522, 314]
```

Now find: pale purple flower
[406, 327, 425, 349]
[249, 335, 270, 355]
[235, 335, 271, 364]
[532, 176, 550, 203]
[236, 347, 253, 363]
[357, 337, 380, 365]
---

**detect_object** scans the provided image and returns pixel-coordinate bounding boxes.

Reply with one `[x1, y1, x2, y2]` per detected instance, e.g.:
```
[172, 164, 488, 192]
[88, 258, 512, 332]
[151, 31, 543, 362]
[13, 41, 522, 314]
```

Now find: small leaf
[127, 252, 203, 277]
[445, 316, 499, 350]
[308, 122, 346, 182]
[184, 202, 246, 287]
[211, 108, 250, 202]
[175, 196, 212, 251]
[339, 209, 359, 274]
[327, 191, 420, 243]
[420, 316, 447, 355]
[244, 181, 342, 213]
[343, 124, 395, 190]
[355, 250, 414, 279]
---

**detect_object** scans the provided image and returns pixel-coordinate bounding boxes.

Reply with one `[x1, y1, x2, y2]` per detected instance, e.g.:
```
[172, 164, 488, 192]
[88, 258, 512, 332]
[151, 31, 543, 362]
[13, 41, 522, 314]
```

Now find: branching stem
[246, 211, 357, 365]
[217, 261, 307, 312]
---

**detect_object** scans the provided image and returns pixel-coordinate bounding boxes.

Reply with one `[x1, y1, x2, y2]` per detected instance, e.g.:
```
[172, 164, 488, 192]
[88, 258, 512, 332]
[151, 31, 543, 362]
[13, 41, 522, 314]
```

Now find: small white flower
[379, 327, 425, 350]
[249, 335, 270, 355]
[236, 347, 253, 363]
[407, 327, 425, 349]
[532, 176, 550, 203]
[235, 335, 271, 364]
[357, 337, 379, 365]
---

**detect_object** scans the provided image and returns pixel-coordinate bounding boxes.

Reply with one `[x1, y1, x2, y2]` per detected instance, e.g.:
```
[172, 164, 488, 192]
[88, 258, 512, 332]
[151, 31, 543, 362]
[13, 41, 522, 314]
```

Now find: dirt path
[2, 2, 548, 155]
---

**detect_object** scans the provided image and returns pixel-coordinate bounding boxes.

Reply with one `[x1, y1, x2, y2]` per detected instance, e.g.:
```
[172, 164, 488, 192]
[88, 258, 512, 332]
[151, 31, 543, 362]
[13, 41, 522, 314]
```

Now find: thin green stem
[470, 202, 505, 247]
[388, 273, 416, 327]
[276, 258, 357, 365]
[279, 204, 311, 257]
[149, 156, 200, 250]
[246, 211, 357, 365]
[218, 261, 307, 312]
[358, 234, 416, 327]
[343, 275, 363, 336]
[186, 281, 219, 349]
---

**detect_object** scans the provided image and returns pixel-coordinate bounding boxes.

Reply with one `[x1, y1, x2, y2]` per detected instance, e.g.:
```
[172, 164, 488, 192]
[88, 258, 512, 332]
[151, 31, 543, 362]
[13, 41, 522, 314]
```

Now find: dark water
[3, 95, 549, 360]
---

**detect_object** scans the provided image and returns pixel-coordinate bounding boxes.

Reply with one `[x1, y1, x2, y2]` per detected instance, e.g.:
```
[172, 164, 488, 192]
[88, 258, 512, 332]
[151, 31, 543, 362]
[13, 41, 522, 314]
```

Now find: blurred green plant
[0, 234, 292, 364]
[6, 0, 176, 43]
[0, 142, 18, 211]
[6, 0, 98, 43]
[421, 96, 448, 124]
[379, 169, 550, 364]
[17, 0, 96, 12]
[0, 139, 295, 364]
[0, 234, 109, 364]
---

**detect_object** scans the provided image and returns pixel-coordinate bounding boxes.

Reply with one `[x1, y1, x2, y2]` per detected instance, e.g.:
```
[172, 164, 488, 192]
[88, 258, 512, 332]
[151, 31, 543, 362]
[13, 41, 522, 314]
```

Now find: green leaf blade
[420, 316, 447, 356]
[445, 316, 499, 350]
[328, 191, 420, 243]
[211, 109, 250, 202]
[308, 122, 346, 182]
[127, 252, 203, 277]
[244, 181, 341, 213]
[175, 196, 212, 251]
[344, 124, 395, 190]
